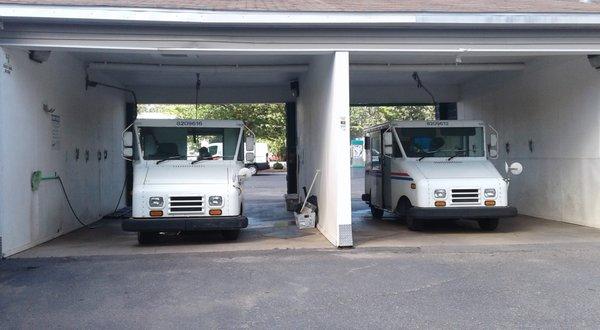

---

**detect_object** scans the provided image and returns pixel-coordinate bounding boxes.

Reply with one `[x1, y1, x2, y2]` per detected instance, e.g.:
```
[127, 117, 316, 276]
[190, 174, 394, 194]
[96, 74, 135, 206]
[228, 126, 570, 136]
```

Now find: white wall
[460, 56, 600, 227]
[296, 52, 353, 247]
[0, 48, 126, 256]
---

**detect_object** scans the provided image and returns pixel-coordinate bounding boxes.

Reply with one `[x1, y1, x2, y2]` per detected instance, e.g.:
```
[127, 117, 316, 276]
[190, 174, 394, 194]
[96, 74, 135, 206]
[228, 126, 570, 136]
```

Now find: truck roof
[364, 120, 485, 132]
[134, 119, 245, 128]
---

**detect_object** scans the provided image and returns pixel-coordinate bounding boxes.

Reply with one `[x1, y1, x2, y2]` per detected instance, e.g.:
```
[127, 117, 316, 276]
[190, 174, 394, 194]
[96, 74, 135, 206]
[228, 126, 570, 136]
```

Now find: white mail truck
[121, 119, 254, 244]
[363, 120, 521, 231]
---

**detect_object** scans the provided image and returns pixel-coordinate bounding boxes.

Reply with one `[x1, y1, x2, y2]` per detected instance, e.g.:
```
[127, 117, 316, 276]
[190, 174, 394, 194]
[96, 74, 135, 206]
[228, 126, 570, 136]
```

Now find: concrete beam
[297, 52, 352, 247]
[133, 85, 295, 104]
[4, 24, 600, 54]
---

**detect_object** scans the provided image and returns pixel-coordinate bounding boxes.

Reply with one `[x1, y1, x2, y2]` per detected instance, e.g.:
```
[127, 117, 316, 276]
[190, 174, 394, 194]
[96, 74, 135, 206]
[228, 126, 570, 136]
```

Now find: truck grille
[169, 196, 204, 215]
[451, 189, 480, 204]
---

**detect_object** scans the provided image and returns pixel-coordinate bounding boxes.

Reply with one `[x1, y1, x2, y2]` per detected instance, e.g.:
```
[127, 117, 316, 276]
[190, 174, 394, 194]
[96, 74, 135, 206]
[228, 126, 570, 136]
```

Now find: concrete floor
[12, 169, 600, 259]
[13, 172, 331, 258]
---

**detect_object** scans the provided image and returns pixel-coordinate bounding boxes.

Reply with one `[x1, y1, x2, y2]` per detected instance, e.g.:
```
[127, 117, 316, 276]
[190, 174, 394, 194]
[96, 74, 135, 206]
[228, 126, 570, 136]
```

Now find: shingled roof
[2, 0, 600, 13]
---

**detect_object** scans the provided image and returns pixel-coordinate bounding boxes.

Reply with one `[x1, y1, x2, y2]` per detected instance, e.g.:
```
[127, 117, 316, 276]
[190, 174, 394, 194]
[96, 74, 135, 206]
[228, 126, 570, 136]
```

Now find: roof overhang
[4, 4, 600, 28]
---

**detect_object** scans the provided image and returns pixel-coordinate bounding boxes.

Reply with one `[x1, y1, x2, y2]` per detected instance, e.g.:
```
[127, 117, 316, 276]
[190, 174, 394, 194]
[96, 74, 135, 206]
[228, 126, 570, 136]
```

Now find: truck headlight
[149, 196, 164, 208]
[434, 189, 446, 199]
[209, 196, 223, 206]
[484, 189, 496, 198]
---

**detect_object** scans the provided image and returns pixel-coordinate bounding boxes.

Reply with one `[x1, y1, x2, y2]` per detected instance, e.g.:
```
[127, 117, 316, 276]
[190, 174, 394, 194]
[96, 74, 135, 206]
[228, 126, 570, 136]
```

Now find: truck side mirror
[238, 167, 253, 181]
[122, 131, 133, 160]
[489, 132, 499, 159]
[246, 152, 255, 163]
[123, 147, 133, 158]
[383, 131, 393, 155]
[246, 136, 255, 152]
[123, 131, 133, 148]
[505, 162, 523, 176]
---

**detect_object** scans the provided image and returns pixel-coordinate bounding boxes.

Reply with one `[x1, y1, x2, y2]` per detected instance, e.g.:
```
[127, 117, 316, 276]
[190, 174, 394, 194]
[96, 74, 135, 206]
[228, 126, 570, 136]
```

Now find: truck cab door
[367, 131, 383, 208]
[382, 130, 393, 210]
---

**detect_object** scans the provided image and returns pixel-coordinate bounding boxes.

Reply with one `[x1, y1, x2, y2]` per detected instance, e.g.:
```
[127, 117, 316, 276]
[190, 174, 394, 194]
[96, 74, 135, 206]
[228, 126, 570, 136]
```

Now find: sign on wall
[51, 114, 61, 150]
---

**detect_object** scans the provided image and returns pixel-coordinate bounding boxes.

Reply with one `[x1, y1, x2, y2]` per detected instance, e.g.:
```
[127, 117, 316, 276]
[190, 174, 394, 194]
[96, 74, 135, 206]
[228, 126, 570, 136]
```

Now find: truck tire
[370, 206, 384, 219]
[395, 198, 412, 224]
[137, 232, 159, 245]
[247, 165, 258, 175]
[222, 230, 241, 241]
[478, 218, 499, 231]
[406, 216, 424, 231]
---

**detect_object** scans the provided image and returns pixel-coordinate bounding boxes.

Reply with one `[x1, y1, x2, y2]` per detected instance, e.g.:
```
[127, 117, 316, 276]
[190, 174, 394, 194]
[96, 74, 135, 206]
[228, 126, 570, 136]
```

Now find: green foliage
[138, 104, 435, 157]
[139, 103, 287, 158]
[273, 162, 284, 170]
[350, 105, 435, 139]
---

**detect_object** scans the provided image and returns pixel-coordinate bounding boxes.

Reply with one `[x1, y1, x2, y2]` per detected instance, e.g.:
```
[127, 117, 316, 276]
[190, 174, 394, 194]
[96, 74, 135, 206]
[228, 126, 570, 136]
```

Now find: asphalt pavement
[2, 243, 600, 328]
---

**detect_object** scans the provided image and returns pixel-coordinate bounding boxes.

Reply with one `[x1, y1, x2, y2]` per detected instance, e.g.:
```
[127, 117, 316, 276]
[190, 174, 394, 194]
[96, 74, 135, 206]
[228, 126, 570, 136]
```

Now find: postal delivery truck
[121, 119, 255, 244]
[363, 120, 522, 231]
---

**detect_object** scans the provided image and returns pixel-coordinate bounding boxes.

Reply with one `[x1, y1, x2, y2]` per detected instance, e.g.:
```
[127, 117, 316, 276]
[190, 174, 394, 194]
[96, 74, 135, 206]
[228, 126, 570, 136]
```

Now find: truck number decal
[426, 121, 449, 126]
[176, 120, 203, 127]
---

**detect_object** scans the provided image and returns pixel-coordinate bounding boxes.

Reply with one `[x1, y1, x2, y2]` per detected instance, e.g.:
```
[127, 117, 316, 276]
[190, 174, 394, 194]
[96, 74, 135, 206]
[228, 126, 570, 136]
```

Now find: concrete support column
[285, 102, 298, 194]
[297, 52, 352, 247]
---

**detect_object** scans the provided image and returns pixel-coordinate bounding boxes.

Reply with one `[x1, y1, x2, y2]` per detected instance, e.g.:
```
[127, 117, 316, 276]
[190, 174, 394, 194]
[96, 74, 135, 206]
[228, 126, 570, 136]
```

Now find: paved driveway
[3, 244, 600, 328]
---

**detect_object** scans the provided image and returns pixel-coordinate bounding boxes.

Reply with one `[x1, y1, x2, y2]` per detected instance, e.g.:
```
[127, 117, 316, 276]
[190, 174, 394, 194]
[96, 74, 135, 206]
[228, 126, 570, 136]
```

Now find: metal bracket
[31, 171, 59, 191]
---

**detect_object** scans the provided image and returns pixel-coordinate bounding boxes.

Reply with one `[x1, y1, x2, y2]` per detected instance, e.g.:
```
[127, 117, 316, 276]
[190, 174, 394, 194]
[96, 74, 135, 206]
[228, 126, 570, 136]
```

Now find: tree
[139, 103, 288, 158]
[138, 104, 435, 157]
[349, 105, 435, 139]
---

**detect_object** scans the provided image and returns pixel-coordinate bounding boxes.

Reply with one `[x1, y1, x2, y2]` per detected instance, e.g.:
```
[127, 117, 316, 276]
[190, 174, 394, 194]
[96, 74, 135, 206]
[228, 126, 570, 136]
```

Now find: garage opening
[2, 48, 348, 257]
[349, 54, 600, 247]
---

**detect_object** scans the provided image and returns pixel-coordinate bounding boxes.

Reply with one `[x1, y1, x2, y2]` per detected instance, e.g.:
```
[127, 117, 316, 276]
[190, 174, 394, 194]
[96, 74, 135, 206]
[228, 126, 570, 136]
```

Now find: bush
[273, 162, 284, 170]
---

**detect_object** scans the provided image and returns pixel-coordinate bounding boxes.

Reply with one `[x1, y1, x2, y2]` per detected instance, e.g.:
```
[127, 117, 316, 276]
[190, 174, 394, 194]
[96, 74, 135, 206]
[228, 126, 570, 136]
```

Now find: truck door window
[370, 132, 381, 170]
[393, 139, 402, 158]
[139, 127, 242, 161]
[395, 127, 485, 158]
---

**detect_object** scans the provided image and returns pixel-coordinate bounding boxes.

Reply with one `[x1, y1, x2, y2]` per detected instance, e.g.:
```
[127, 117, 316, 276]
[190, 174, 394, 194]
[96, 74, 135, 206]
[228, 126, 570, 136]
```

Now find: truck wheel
[222, 230, 241, 241]
[137, 232, 159, 245]
[370, 206, 384, 219]
[478, 218, 499, 231]
[406, 216, 424, 231]
[247, 165, 258, 175]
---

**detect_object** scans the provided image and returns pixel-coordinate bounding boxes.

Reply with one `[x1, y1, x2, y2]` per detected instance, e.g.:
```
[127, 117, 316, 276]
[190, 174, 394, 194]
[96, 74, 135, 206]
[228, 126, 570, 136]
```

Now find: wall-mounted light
[290, 80, 300, 98]
[28, 50, 51, 64]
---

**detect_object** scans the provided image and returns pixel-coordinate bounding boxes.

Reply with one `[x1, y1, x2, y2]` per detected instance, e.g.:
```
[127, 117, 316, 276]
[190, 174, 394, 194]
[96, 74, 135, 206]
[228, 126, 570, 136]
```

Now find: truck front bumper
[122, 216, 248, 232]
[408, 206, 517, 220]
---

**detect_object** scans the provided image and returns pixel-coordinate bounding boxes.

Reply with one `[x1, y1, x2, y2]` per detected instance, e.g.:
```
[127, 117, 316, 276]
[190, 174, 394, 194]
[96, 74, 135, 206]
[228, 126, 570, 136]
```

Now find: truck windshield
[395, 127, 485, 158]
[139, 127, 242, 161]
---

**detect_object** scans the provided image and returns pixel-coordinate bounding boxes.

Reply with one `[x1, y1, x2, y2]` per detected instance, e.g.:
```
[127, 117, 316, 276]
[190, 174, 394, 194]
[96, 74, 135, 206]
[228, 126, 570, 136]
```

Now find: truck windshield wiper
[156, 155, 183, 164]
[191, 159, 207, 165]
[418, 151, 436, 161]
[447, 150, 467, 161]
